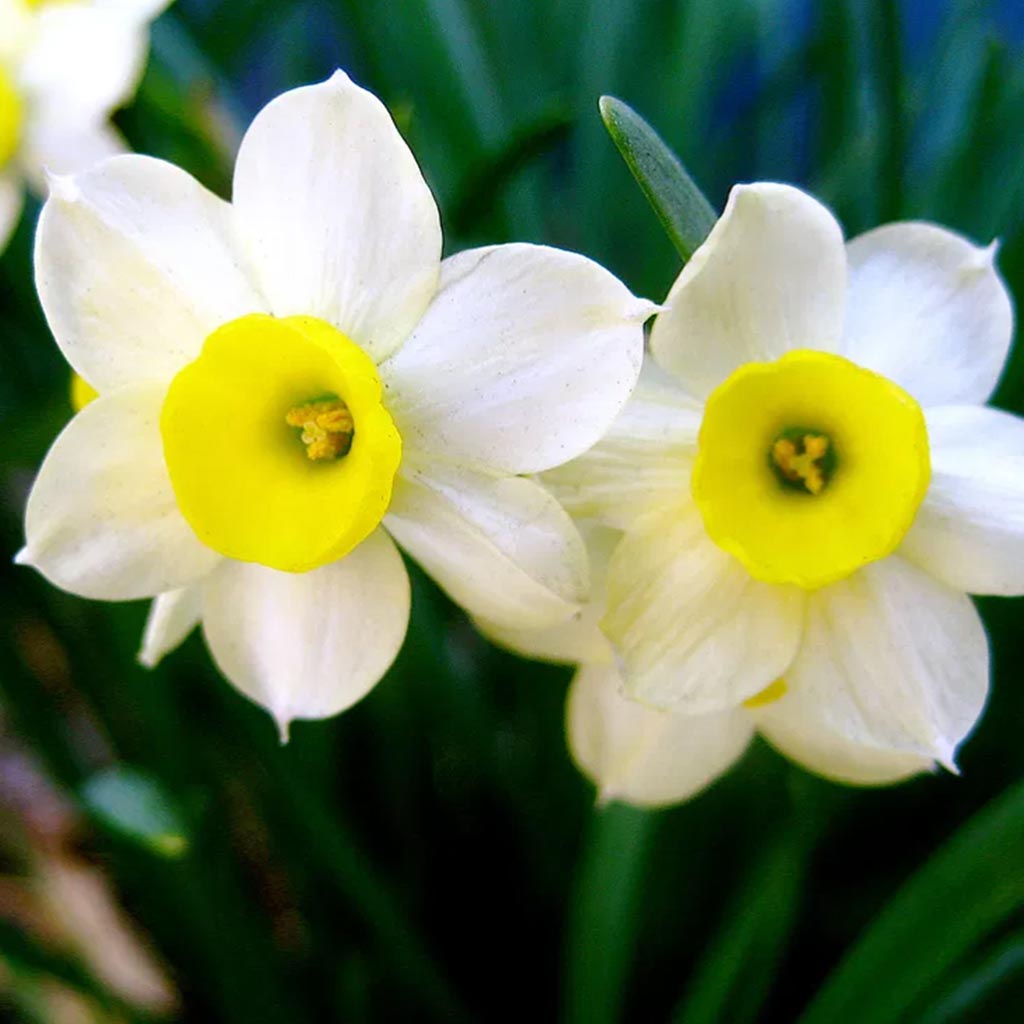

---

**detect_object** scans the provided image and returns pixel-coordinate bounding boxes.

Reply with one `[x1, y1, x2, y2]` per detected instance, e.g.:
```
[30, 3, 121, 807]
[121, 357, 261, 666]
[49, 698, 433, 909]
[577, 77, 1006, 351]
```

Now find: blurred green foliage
[2, 1, 1024, 1021]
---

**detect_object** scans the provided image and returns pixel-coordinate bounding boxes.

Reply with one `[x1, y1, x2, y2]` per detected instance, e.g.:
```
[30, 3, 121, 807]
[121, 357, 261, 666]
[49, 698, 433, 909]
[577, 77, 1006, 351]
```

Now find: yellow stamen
[743, 678, 788, 709]
[285, 398, 354, 461]
[772, 433, 829, 494]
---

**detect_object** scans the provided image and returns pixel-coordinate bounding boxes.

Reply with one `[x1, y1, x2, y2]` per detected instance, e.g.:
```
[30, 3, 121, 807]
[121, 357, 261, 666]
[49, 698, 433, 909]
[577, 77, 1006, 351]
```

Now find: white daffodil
[478, 527, 756, 806]
[0, 0, 170, 251]
[543, 181, 1023, 784]
[18, 72, 654, 734]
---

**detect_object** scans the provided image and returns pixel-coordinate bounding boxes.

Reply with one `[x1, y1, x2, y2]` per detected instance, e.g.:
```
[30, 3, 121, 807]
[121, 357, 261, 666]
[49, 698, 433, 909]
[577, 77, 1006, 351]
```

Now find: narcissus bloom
[18, 72, 653, 733]
[543, 182, 1023, 782]
[0, 0, 169, 250]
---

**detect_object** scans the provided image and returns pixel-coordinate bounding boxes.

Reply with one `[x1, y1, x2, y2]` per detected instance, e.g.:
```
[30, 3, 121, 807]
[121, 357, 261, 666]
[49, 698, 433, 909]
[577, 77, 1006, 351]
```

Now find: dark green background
[1, 1, 1023, 1021]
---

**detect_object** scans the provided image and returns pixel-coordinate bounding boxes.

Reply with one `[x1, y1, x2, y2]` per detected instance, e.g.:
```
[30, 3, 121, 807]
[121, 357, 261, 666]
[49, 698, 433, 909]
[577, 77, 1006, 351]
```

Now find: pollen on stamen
[771, 433, 830, 495]
[285, 398, 354, 461]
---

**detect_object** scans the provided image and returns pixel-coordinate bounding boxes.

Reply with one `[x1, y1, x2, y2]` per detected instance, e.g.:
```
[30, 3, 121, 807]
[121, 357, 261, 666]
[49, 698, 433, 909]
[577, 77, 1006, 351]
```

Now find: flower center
[161, 314, 402, 574]
[285, 397, 355, 461]
[769, 429, 834, 495]
[692, 349, 930, 589]
[0, 65, 23, 169]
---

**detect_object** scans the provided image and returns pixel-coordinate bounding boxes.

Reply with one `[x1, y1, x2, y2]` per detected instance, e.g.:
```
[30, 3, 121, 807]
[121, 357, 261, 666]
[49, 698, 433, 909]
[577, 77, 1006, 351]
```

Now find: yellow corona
[161, 314, 402, 573]
[692, 349, 931, 589]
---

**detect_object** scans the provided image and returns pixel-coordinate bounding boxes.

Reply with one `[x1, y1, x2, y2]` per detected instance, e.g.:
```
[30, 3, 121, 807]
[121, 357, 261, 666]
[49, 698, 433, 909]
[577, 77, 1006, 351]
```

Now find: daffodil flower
[543, 182, 1022, 782]
[0, 0, 169, 251]
[18, 72, 654, 733]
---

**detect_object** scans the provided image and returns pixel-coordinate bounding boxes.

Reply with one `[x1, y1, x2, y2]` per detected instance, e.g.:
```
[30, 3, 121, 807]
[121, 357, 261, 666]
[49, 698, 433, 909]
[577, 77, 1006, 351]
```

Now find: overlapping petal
[200, 529, 410, 734]
[649, 182, 847, 398]
[139, 586, 201, 668]
[385, 461, 588, 631]
[843, 223, 1013, 406]
[567, 665, 754, 807]
[35, 155, 265, 390]
[232, 71, 441, 363]
[603, 506, 805, 712]
[901, 405, 1024, 595]
[762, 556, 987, 769]
[540, 363, 699, 530]
[475, 526, 618, 664]
[18, 385, 220, 600]
[380, 243, 652, 475]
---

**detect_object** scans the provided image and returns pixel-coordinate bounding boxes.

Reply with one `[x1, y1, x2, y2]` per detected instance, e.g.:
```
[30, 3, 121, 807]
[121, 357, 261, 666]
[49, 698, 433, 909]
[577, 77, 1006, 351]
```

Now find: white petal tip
[327, 68, 354, 88]
[274, 715, 292, 745]
[137, 649, 159, 670]
[45, 172, 80, 204]
[979, 239, 1001, 267]
[627, 298, 664, 323]
[13, 546, 32, 567]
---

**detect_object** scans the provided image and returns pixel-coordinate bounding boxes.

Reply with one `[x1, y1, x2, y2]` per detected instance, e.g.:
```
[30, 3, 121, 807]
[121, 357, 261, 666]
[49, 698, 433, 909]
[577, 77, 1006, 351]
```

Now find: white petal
[232, 71, 441, 362]
[200, 531, 410, 732]
[540, 361, 700, 530]
[19, 385, 221, 600]
[567, 664, 754, 808]
[18, 5, 150, 121]
[384, 460, 588, 631]
[0, 171, 22, 253]
[35, 155, 266, 390]
[139, 586, 201, 668]
[19, 116, 124, 192]
[94, 0, 172, 19]
[757, 555, 988, 771]
[0, 3, 32, 64]
[649, 182, 847, 398]
[754, 709, 936, 787]
[901, 405, 1024, 595]
[474, 525, 619, 665]
[380, 243, 653, 475]
[843, 223, 1013, 405]
[603, 505, 805, 713]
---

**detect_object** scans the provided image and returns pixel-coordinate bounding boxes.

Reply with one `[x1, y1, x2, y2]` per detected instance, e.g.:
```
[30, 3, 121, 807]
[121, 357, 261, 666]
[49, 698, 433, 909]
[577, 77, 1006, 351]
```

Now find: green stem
[562, 802, 657, 1024]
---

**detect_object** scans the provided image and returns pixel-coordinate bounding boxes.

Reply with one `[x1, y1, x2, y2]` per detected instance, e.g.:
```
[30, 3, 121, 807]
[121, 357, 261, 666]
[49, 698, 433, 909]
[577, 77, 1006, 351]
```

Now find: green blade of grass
[670, 828, 808, 1024]
[598, 96, 717, 262]
[798, 779, 1024, 1024]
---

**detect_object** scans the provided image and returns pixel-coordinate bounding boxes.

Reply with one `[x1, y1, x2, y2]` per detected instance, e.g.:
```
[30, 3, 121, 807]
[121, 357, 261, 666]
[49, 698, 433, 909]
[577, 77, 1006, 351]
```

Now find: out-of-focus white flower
[18, 72, 654, 734]
[542, 182, 1022, 785]
[0, 0, 171, 251]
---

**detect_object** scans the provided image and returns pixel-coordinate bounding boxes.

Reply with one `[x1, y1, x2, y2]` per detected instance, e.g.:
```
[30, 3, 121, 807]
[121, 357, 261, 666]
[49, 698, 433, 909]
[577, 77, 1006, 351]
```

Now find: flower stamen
[286, 398, 354, 461]
[771, 431, 831, 495]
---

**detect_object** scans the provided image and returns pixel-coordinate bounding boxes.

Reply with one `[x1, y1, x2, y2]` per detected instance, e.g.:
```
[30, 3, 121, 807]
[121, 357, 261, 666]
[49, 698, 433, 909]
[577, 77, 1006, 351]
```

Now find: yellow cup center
[0, 64, 23, 169]
[692, 349, 931, 589]
[161, 314, 402, 573]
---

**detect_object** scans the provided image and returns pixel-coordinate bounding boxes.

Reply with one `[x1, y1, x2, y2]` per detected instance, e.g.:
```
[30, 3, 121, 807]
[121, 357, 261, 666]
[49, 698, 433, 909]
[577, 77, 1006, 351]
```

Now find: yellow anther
[772, 433, 830, 494]
[285, 398, 354, 461]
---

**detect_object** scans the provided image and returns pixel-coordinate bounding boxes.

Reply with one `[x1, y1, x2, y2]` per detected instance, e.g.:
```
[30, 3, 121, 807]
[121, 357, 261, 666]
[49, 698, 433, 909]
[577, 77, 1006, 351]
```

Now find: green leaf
[81, 766, 188, 858]
[671, 829, 808, 1024]
[562, 802, 657, 1024]
[798, 779, 1024, 1024]
[598, 95, 717, 262]
[917, 929, 1024, 1024]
